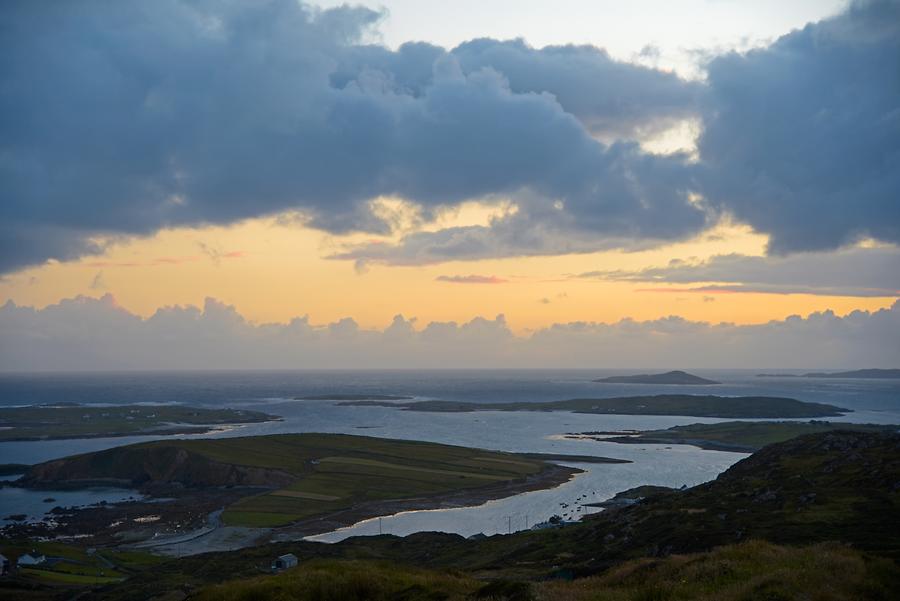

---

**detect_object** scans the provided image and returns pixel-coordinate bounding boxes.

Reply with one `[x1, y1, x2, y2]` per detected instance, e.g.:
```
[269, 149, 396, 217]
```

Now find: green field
[209, 434, 550, 527]
[342, 394, 849, 418]
[21, 433, 555, 528]
[0, 404, 277, 441]
[0, 540, 161, 588]
[598, 421, 899, 451]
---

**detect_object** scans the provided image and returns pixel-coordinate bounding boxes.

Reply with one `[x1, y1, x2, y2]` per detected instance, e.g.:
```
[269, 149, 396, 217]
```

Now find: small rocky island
[594, 370, 720, 385]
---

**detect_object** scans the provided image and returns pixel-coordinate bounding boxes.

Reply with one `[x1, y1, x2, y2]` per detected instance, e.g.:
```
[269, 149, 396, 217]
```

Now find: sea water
[0, 369, 897, 538]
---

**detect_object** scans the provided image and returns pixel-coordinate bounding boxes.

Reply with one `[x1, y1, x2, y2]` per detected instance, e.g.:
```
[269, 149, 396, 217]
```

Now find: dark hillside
[81, 431, 900, 601]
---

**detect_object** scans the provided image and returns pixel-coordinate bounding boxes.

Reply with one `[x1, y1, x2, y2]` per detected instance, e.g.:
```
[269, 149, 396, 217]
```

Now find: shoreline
[4, 461, 585, 557]
[133, 462, 584, 556]
[0, 418, 283, 443]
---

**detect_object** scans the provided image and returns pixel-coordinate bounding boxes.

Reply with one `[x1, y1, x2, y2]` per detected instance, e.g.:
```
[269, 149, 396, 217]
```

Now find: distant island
[571, 421, 899, 452]
[295, 394, 414, 401]
[594, 370, 720, 385]
[340, 394, 849, 418]
[0, 404, 279, 442]
[757, 368, 900, 379]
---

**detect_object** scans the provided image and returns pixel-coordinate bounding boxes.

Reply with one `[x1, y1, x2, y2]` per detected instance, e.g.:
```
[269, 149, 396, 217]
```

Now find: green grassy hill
[20, 433, 558, 528]
[188, 542, 899, 601]
[467, 430, 900, 575]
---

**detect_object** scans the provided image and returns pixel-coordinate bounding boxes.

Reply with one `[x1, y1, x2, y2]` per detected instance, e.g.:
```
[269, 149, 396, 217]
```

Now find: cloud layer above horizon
[577, 246, 900, 298]
[2, 0, 899, 273]
[2, 294, 897, 370]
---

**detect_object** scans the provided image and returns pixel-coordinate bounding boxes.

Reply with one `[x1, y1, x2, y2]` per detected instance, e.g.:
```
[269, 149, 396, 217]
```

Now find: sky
[1, 0, 898, 369]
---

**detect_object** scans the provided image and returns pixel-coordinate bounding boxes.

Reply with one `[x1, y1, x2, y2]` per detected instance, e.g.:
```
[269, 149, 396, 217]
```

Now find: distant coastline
[0, 404, 280, 442]
[569, 421, 899, 452]
[340, 394, 849, 419]
[757, 368, 900, 379]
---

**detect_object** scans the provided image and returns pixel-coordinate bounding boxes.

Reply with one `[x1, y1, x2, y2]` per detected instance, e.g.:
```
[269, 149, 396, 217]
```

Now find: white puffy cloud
[1, 295, 897, 370]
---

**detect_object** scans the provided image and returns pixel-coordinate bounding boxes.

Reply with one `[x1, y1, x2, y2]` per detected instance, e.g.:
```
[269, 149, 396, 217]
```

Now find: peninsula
[12, 433, 594, 542]
[0, 404, 279, 442]
[340, 394, 849, 418]
[572, 420, 899, 452]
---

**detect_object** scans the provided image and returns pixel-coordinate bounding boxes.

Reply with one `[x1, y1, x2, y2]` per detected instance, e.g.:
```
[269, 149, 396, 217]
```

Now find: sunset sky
[1, 0, 898, 369]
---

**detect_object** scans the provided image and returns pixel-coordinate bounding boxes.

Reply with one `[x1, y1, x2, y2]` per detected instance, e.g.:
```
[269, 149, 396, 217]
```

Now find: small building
[18, 552, 46, 567]
[0, 553, 9, 576]
[271, 553, 298, 571]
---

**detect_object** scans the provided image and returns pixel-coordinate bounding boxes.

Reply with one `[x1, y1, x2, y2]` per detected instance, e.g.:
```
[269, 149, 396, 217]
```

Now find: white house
[17, 552, 46, 567]
[271, 553, 298, 571]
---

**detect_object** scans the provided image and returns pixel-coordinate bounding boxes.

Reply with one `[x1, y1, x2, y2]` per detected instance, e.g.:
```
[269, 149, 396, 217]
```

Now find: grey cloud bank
[1, 295, 897, 370]
[578, 246, 900, 297]
[2, 0, 898, 274]
[698, 0, 900, 253]
[0, 0, 704, 273]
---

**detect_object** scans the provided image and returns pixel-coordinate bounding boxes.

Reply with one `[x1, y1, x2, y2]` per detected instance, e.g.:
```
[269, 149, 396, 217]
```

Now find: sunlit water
[1, 370, 897, 538]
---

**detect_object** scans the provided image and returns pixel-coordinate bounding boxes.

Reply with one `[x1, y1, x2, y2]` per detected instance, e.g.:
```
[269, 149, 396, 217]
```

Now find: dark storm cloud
[698, 0, 900, 253]
[0, 0, 705, 273]
[335, 38, 701, 138]
[322, 0, 900, 267]
[450, 38, 701, 138]
[2, 0, 898, 275]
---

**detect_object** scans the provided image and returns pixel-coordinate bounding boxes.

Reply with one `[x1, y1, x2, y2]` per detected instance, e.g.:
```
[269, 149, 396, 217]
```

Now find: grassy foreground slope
[476, 430, 900, 574]
[342, 394, 849, 418]
[537, 541, 899, 601]
[595, 420, 899, 451]
[190, 542, 899, 601]
[21, 433, 563, 528]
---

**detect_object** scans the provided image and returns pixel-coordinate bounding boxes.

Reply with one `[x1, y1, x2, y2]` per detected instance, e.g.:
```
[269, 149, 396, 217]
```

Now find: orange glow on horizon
[0, 213, 895, 333]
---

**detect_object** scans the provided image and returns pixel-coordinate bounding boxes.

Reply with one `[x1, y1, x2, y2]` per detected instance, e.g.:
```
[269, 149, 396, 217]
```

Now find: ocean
[1, 369, 898, 542]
